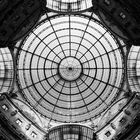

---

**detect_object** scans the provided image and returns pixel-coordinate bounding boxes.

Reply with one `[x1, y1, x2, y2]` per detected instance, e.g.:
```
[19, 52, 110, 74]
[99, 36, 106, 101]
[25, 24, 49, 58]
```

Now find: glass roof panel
[47, 124, 96, 140]
[46, 0, 93, 12]
[0, 48, 13, 93]
[128, 45, 140, 92]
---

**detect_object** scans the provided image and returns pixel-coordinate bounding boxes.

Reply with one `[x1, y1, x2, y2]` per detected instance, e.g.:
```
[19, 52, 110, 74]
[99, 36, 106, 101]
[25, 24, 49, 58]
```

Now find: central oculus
[59, 57, 82, 81]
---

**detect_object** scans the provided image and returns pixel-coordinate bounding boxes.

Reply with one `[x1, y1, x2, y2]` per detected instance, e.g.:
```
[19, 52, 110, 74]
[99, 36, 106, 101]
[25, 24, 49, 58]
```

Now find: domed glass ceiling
[16, 13, 124, 123]
[0, 1, 140, 140]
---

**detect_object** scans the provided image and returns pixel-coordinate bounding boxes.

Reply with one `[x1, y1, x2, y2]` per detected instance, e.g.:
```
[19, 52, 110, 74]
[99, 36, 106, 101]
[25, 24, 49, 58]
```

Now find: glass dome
[16, 13, 124, 123]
